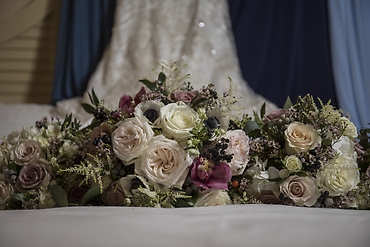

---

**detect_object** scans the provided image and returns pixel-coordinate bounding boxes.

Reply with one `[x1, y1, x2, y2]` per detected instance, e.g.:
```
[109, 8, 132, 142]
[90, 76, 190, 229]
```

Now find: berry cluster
[203, 138, 233, 164]
[92, 108, 109, 121]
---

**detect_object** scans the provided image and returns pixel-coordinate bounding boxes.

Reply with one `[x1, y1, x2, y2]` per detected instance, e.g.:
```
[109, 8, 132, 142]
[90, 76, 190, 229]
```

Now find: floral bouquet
[0, 63, 369, 210]
[231, 96, 370, 209]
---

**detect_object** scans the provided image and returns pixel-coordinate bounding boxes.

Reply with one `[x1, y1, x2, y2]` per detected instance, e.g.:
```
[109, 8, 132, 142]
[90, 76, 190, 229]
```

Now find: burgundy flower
[113, 87, 146, 117]
[258, 191, 281, 204]
[66, 180, 90, 204]
[190, 157, 231, 190]
[101, 182, 126, 206]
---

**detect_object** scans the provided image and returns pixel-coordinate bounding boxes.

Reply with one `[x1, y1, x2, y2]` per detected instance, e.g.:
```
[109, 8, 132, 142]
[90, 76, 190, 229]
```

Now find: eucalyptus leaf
[244, 121, 260, 135]
[51, 184, 68, 207]
[7, 162, 21, 173]
[283, 96, 293, 109]
[80, 185, 101, 205]
[81, 103, 95, 114]
[12, 193, 24, 202]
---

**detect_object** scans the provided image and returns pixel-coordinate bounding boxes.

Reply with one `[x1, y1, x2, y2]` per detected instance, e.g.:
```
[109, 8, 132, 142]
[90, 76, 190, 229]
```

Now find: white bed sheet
[0, 204, 369, 247]
[0, 103, 58, 139]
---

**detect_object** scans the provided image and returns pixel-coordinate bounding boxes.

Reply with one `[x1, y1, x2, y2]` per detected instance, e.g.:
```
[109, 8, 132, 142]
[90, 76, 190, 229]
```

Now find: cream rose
[12, 139, 43, 165]
[340, 117, 357, 139]
[0, 176, 14, 209]
[160, 101, 198, 141]
[283, 155, 302, 173]
[223, 130, 250, 175]
[136, 135, 192, 189]
[112, 117, 154, 164]
[317, 155, 360, 196]
[280, 175, 320, 206]
[284, 122, 321, 155]
[15, 162, 52, 193]
[194, 189, 232, 207]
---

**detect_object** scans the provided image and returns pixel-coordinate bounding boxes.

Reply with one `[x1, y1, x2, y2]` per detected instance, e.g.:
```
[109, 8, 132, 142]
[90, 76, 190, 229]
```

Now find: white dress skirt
[56, 0, 276, 126]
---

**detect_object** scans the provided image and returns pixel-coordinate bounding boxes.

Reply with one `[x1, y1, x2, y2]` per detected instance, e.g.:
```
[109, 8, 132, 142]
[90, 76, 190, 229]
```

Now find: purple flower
[113, 87, 146, 117]
[190, 157, 232, 190]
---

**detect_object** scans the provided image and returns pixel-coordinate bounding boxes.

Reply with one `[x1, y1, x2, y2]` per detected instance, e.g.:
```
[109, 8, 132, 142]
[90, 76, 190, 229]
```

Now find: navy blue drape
[51, 0, 116, 105]
[228, 0, 338, 108]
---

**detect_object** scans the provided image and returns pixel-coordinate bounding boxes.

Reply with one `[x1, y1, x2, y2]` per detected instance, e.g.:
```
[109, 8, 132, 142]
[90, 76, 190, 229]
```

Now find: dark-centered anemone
[144, 109, 159, 123]
[204, 116, 220, 130]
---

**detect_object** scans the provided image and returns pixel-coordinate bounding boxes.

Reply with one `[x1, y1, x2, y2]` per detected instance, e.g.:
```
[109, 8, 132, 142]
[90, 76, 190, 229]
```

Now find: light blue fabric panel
[328, 0, 370, 129]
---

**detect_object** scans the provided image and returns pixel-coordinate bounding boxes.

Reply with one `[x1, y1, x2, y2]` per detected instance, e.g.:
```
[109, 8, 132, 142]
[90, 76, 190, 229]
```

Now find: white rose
[112, 117, 154, 164]
[280, 175, 320, 207]
[135, 100, 164, 126]
[195, 189, 232, 207]
[223, 130, 250, 175]
[160, 102, 198, 141]
[317, 155, 360, 196]
[333, 136, 356, 159]
[46, 122, 61, 137]
[136, 135, 192, 189]
[283, 155, 302, 173]
[340, 117, 357, 139]
[284, 122, 322, 155]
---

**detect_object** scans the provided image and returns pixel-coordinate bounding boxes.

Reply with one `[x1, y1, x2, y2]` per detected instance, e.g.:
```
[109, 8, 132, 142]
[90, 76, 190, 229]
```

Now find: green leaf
[260, 102, 266, 118]
[244, 121, 260, 135]
[191, 97, 207, 107]
[51, 184, 68, 207]
[139, 79, 158, 91]
[81, 103, 95, 114]
[157, 72, 166, 84]
[13, 193, 24, 202]
[61, 114, 72, 130]
[7, 162, 21, 173]
[174, 198, 193, 208]
[283, 96, 293, 109]
[80, 185, 101, 205]
[91, 88, 100, 106]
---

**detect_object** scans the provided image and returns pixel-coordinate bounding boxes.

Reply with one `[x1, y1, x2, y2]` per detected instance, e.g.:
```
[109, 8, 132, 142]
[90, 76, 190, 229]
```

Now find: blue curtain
[51, 0, 116, 105]
[228, 0, 338, 108]
[327, 0, 370, 129]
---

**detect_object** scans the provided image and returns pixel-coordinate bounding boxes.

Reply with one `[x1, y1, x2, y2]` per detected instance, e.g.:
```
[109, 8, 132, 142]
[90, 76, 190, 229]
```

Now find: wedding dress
[57, 0, 276, 124]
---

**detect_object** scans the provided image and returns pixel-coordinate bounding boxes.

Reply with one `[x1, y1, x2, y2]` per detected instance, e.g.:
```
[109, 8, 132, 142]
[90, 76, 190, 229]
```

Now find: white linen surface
[1, 204, 369, 247]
